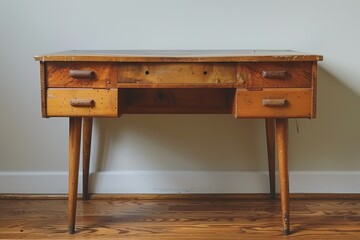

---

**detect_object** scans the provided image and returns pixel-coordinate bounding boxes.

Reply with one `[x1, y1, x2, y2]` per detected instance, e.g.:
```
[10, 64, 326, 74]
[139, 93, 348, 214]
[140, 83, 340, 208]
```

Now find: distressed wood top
[34, 50, 323, 62]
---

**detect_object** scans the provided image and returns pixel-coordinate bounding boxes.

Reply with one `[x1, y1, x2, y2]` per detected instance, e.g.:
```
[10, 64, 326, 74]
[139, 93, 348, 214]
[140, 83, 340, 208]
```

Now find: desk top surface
[35, 50, 323, 62]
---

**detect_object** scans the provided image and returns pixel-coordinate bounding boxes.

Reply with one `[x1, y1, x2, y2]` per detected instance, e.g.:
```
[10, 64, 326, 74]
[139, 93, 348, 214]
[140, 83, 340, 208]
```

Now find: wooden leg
[276, 118, 290, 235]
[82, 117, 93, 200]
[68, 117, 82, 234]
[265, 118, 276, 199]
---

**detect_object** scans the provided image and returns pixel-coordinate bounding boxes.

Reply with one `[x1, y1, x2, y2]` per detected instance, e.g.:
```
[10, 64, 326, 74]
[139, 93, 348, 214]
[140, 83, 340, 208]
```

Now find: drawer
[47, 89, 118, 117]
[118, 63, 238, 85]
[233, 88, 314, 118]
[237, 62, 313, 89]
[47, 62, 117, 88]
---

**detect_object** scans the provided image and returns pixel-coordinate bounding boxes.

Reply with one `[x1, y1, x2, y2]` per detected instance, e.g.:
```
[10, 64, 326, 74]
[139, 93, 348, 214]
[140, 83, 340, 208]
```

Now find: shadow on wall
[93, 115, 267, 172]
[290, 66, 360, 170]
[92, 66, 360, 172]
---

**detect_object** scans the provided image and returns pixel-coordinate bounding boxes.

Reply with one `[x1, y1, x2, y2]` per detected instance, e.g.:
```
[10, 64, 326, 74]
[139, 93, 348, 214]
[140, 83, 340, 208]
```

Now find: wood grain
[117, 83, 238, 88]
[237, 62, 313, 90]
[233, 88, 313, 118]
[68, 117, 82, 234]
[311, 62, 318, 118]
[46, 88, 118, 117]
[47, 62, 117, 88]
[82, 117, 93, 201]
[0, 196, 359, 239]
[34, 50, 323, 62]
[33, 50, 323, 236]
[39, 62, 47, 117]
[276, 118, 290, 235]
[118, 63, 238, 85]
[3, 193, 360, 201]
[265, 118, 276, 199]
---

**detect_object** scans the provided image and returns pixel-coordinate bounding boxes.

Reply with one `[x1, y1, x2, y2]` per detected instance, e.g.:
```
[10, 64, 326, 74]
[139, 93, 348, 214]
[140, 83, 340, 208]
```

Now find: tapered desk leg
[265, 118, 276, 199]
[82, 117, 93, 200]
[68, 117, 82, 234]
[276, 118, 290, 235]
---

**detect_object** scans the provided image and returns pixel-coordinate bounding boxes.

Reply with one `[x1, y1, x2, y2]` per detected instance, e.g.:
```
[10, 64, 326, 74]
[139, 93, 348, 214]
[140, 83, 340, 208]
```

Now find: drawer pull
[262, 71, 287, 79]
[69, 70, 96, 79]
[262, 98, 286, 106]
[70, 99, 95, 107]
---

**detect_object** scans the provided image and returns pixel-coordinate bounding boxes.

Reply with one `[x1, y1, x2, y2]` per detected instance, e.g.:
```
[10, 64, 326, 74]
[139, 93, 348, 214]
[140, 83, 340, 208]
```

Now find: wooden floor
[1, 194, 360, 239]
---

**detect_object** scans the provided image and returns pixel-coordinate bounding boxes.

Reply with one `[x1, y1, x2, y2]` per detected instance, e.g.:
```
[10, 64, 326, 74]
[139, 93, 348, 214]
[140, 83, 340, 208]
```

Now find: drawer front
[47, 62, 117, 88]
[47, 89, 118, 117]
[237, 62, 312, 89]
[118, 63, 238, 85]
[233, 88, 314, 118]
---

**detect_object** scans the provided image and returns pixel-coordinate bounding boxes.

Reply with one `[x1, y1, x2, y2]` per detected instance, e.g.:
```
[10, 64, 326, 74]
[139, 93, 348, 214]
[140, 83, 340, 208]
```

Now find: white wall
[0, 0, 359, 193]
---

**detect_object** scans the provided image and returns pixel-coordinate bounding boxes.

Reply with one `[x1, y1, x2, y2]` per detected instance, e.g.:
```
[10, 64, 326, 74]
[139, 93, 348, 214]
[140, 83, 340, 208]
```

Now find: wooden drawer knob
[70, 99, 95, 107]
[69, 70, 96, 79]
[262, 98, 286, 106]
[262, 71, 287, 79]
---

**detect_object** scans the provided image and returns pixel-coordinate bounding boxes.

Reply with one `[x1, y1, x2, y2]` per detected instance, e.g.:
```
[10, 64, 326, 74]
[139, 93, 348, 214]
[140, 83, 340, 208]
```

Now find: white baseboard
[1, 171, 359, 194]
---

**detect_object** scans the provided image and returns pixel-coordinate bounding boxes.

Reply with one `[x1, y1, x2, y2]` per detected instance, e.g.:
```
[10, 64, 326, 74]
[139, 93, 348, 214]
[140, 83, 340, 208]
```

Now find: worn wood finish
[3, 193, 360, 201]
[118, 62, 313, 89]
[121, 88, 235, 114]
[118, 62, 238, 85]
[1, 196, 360, 239]
[34, 50, 323, 62]
[238, 62, 313, 90]
[311, 62, 318, 118]
[47, 88, 118, 117]
[233, 88, 313, 118]
[276, 118, 290, 235]
[82, 117, 93, 201]
[39, 62, 47, 117]
[118, 83, 238, 88]
[265, 118, 276, 199]
[68, 117, 82, 234]
[47, 62, 117, 88]
[34, 50, 323, 236]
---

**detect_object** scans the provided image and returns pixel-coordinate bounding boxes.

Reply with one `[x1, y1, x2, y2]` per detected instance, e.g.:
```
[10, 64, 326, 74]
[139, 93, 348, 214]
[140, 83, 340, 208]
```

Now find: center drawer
[118, 63, 238, 85]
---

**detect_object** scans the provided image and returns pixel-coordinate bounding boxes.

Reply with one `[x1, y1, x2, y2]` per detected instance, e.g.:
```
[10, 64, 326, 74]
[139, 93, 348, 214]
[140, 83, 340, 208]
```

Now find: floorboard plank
[1, 195, 360, 239]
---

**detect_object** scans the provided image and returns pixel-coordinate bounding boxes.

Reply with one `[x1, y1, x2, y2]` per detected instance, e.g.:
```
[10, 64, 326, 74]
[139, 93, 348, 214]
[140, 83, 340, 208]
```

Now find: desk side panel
[40, 62, 48, 118]
[311, 62, 318, 118]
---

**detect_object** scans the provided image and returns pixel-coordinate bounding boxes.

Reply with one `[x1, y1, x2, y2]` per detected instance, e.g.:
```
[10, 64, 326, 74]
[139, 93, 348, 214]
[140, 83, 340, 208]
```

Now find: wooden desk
[35, 50, 323, 235]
